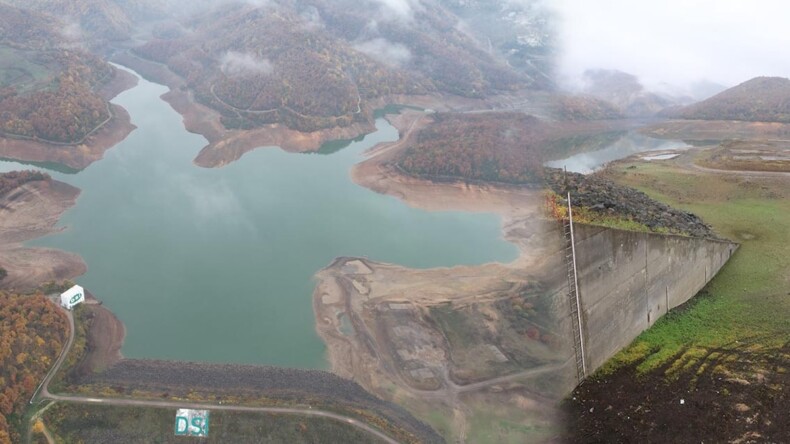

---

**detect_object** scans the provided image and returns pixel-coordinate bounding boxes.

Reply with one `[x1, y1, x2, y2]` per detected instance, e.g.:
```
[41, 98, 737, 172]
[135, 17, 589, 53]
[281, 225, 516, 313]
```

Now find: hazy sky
[552, 0, 790, 90]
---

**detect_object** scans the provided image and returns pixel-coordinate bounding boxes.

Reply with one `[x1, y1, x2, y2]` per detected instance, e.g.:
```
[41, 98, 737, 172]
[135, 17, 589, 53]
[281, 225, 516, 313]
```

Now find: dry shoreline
[111, 51, 490, 168]
[314, 110, 573, 442]
[0, 179, 85, 290]
[80, 291, 126, 373]
[0, 66, 139, 367]
[0, 69, 138, 170]
[113, 51, 378, 167]
[0, 177, 127, 373]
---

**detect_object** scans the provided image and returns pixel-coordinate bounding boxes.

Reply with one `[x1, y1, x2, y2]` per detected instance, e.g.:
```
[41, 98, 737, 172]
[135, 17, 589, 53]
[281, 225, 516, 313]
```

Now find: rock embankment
[545, 168, 717, 239]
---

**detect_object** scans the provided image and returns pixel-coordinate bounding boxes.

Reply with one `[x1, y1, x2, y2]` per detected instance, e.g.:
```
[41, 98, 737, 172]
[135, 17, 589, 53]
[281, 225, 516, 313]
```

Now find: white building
[60, 285, 85, 310]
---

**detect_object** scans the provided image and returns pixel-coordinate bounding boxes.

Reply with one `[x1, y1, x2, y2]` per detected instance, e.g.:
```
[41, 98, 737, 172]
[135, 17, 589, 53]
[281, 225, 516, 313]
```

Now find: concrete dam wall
[565, 224, 738, 375]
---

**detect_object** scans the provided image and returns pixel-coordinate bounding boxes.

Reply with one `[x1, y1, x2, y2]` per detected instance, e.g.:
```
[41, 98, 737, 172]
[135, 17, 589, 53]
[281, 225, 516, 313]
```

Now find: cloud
[354, 38, 412, 67]
[173, 173, 258, 235]
[551, 0, 790, 90]
[371, 0, 423, 22]
[243, 0, 271, 7]
[298, 5, 324, 30]
[57, 16, 87, 49]
[219, 51, 273, 76]
[60, 20, 83, 40]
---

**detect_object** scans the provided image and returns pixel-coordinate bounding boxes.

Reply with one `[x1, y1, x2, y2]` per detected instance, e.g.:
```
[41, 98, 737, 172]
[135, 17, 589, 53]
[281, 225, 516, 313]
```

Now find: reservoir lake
[0, 68, 519, 368]
[546, 132, 688, 173]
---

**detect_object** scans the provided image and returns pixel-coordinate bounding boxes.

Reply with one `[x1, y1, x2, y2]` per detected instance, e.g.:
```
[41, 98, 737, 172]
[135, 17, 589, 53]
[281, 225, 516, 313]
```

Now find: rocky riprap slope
[545, 168, 717, 239]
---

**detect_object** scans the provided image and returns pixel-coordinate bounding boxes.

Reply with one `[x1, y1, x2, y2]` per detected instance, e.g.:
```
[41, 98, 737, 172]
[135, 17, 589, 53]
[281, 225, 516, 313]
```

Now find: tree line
[398, 113, 547, 184]
[0, 170, 49, 197]
[0, 292, 67, 444]
[0, 50, 113, 144]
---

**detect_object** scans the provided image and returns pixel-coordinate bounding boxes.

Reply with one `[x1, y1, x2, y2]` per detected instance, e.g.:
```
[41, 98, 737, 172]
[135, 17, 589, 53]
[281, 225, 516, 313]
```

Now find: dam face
[559, 224, 737, 381]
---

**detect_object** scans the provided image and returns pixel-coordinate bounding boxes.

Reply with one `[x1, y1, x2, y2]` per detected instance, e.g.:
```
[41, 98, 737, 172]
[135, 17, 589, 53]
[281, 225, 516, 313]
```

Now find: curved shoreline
[112, 51, 478, 168]
[312, 110, 572, 442]
[0, 179, 86, 290]
[11, 63, 565, 442]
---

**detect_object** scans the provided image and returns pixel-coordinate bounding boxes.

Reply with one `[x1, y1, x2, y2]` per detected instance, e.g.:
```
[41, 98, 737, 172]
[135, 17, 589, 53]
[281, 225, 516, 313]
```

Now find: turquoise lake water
[0, 68, 518, 368]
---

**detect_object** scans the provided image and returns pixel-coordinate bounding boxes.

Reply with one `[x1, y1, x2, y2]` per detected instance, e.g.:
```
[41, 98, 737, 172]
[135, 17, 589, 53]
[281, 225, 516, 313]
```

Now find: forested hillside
[135, 3, 427, 132]
[581, 69, 673, 117]
[675, 76, 790, 123]
[551, 95, 623, 121]
[0, 0, 148, 42]
[0, 4, 62, 49]
[134, 0, 532, 132]
[0, 3, 117, 144]
[398, 112, 547, 184]
[0, 292, 67, 444]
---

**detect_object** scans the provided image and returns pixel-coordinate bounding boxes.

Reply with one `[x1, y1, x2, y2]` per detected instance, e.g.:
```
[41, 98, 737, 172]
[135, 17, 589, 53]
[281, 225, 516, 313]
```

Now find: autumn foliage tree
[0, 170, 49, 197]
[132, 1, 531, 133]
[398, 113, 548, 184]
[0, 292, 67, 443]
[0, 4, 116, 144]
[0, 51, 113, 143]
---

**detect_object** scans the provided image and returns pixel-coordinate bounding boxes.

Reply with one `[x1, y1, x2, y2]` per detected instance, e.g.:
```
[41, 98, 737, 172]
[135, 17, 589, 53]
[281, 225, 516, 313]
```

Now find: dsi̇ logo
[174, 409, 209, 437]
[70, 293, 83, 304]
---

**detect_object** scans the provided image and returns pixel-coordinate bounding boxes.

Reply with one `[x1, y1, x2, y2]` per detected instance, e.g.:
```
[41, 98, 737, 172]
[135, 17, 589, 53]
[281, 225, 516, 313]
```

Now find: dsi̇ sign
[59, 285, 85, 310]
[175, 409, 209, 437]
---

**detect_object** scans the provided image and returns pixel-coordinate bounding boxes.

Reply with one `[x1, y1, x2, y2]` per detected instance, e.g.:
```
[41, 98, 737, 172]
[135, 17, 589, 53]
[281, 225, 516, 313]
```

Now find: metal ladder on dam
[563, 193, 587, 383]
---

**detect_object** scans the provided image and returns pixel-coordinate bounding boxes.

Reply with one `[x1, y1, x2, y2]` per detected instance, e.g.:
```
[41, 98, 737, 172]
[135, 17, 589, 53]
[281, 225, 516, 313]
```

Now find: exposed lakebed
[0, 68, 518, 368]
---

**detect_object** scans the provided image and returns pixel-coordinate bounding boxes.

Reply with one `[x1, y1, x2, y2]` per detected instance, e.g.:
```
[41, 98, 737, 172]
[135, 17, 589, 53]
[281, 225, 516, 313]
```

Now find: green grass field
[41, 403, 386, 443]
[599, 160, 790, 375]
[0, 46, 57, 93]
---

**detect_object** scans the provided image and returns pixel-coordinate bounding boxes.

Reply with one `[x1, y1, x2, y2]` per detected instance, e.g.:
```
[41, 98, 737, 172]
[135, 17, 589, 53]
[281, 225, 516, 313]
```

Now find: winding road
[685, 160, 790, 178]
[30, 304, 401, 444]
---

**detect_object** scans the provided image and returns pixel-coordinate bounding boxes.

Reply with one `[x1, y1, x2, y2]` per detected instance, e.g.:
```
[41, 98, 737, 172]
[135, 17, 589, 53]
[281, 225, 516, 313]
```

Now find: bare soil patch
[696, 139, 790, 173]
[0, 179, 86, 290]
[76, 292, 125, 375]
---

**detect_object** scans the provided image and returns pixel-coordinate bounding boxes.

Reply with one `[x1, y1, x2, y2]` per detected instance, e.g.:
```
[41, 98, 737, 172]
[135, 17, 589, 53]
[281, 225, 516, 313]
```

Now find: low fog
[219, 51, 273, 76]
[552, 0, 790, 92]
[354, 38, 413, 68]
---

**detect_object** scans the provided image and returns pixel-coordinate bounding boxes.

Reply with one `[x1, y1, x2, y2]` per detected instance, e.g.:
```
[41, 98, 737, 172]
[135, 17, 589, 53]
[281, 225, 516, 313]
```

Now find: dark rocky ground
[561, 339, 789, 443]
[545, 168, 717, 239]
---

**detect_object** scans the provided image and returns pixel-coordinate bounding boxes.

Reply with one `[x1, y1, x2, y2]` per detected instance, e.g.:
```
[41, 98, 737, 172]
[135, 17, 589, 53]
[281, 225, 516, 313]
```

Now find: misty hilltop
[673, 76, 790, 123]
[0, 3, 121, 144]
[578, 69, 674, 118]
[131, 0, 552, 133]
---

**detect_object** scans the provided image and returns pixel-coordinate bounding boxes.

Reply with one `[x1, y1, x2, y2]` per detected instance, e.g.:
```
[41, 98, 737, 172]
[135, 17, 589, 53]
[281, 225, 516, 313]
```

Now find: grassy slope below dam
[564, 154, 790, 443]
